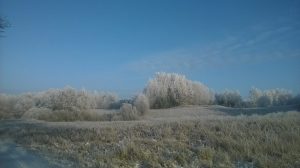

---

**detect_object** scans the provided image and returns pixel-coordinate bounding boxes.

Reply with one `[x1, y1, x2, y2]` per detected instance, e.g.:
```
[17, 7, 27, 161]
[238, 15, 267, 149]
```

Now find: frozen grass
[1, 106, 299, 168]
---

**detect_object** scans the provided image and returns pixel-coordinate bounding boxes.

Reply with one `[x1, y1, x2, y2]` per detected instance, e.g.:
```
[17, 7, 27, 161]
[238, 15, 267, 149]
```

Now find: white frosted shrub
[266, 89, 293, 106]
[215, 90, 242, 107]
[144, 72, 213, 108]
[249, 87, 293, 107]
[76, 89, 93, 110]
[119, 103, 138, 120]
[249, 87, 263, 107]
[92, 92, 118, 109]
[36, 87, 118, 111]
[0, 94, 19, 119]
[0, 94, 17, 111]
[133, 93, 149, 115]
[256, 95, 272, 107]
[191, 82, 215, 105]
[45, 87, 78, 110]
[34, 91, 50, 108]
[14, 93, 35, 117]
[22, 107, 52, 119]
[1, 87, 119, 120]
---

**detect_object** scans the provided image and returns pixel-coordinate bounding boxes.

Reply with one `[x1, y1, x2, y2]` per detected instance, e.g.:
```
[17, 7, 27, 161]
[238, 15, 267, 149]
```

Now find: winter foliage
[119, 103, 139, 120]
[144, 72, 214, 108]
[215, 90, 243, 107]
[249, 87, 294, 107]
[0, 72, 299, 120]
[0, 87, 118, 120]
[214, 88, 296, 108]
[133, 93, 150, 115]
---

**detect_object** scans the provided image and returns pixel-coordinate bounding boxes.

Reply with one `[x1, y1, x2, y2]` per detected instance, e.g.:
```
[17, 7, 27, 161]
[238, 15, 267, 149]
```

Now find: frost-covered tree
[248, 87, 293, 107]
[191, 82, 215, 105]
[144, 72, 214, 108]
[256, 95, 272, 107]
[215, 90, 242, 107]
[249, 87, 263, 107]
[266, 89, 293, 106]
[0, 94, 19, 118]
[76, 89, 93, 110]
[14, 93, 35, 116]
[47, 87, 79, 110]
[92, 92, 118, 109]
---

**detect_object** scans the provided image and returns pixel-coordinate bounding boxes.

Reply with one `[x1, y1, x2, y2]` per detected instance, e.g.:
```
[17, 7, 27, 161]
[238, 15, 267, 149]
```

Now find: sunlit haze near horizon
[0, 0, 300, 98]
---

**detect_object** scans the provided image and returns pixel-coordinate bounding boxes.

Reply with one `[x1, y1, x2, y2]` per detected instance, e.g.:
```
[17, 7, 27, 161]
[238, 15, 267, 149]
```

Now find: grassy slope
[1, 106, 300, 168]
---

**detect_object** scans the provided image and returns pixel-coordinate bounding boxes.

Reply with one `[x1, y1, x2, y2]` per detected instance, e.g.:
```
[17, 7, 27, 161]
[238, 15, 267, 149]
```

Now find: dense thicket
[215, 90, 243, 107]
[0, 87, 118, 119]
[214, 88, 297, 108]
[248, 87, 294, 107]
[143, 72, 214, 108]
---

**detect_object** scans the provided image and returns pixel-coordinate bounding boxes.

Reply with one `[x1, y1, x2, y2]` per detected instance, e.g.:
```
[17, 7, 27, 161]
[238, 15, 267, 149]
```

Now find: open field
[2, 1, 300, 167]
[1, 105, 300, 168]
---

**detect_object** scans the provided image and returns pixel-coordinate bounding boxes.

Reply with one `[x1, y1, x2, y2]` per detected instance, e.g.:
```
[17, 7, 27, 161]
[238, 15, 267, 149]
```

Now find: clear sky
[0, 0, 299, 98]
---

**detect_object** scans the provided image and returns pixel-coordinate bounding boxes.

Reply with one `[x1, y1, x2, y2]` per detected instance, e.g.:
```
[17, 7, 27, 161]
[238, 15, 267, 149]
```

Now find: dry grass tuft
[134, 93, 149, 115]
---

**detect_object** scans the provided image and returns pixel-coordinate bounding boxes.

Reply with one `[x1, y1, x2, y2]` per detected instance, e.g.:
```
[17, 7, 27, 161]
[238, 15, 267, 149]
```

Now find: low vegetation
[0, 72, 299, 121]
[133, 93, 150, 115]
[2, 110, 299, 168]
[0, 87, 119, 120]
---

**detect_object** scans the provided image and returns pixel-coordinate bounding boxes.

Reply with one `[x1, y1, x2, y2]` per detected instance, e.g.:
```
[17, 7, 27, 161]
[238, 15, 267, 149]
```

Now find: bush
[249, 87, 293, 107]
[133, 93, 149, 115]
[249, 87, 263, 107]
[32, 87, 118, 111]
[190, 82, 215, 105]
[32, 87, 77, 111]
[22, 107, 106, 121]
[22, 107, 52, 120]
[0, 93, 36, 118]
[0, 86, 119, 120]
[91, 91, 118, 109]
[45, 87, 90, 111]
[119, 103, 139, 120]
[13, 93, 35, 117]
[256, 95, 272, 107]
[215, 90, 242, 107]
[144, 72, 214, 108]
[0, 94, 19, 119]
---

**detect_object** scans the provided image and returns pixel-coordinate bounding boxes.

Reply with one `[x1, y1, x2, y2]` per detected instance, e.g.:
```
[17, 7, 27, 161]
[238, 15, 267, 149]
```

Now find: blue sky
[0, 0, 299, 98]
